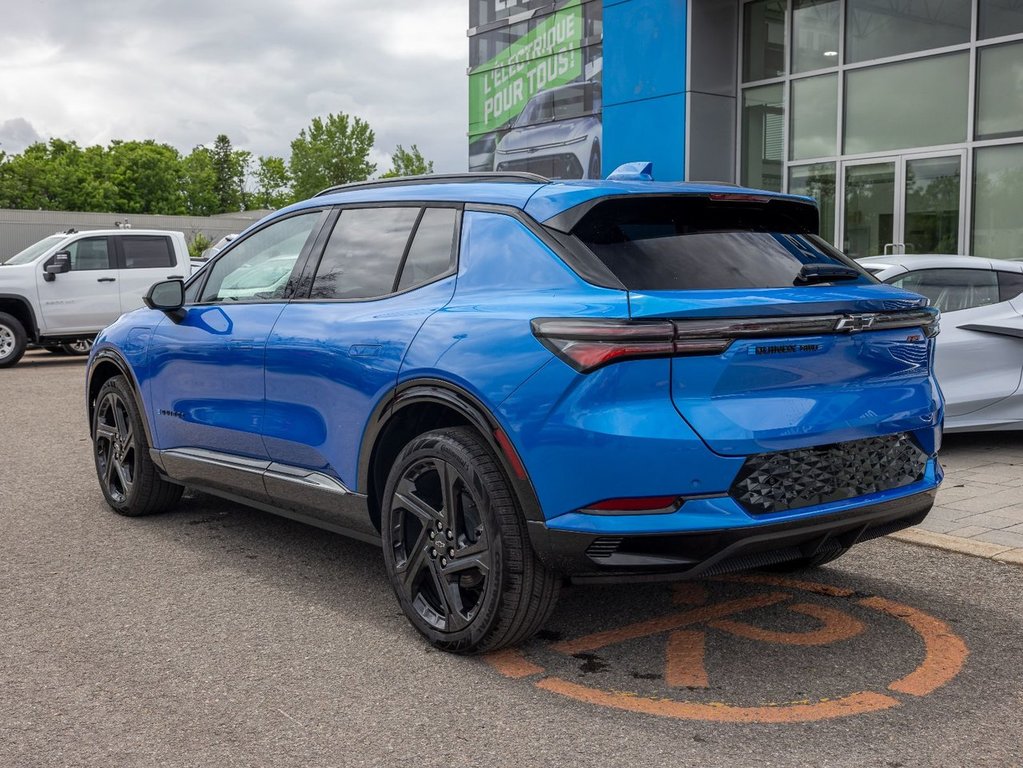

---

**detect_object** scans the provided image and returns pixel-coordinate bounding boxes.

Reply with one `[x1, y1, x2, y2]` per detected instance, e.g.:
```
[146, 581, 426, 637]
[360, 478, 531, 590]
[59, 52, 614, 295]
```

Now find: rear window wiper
[794, 264, 862, 285]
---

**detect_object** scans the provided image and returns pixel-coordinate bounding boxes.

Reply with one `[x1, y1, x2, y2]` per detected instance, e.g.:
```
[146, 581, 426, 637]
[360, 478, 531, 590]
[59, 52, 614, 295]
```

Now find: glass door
[839, 152, 965, 258]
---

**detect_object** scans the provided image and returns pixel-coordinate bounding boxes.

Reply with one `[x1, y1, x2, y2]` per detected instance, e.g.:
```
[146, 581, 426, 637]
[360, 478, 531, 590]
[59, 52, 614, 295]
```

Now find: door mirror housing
[144, 279, 185, 314]
[43, 251, 71, 281]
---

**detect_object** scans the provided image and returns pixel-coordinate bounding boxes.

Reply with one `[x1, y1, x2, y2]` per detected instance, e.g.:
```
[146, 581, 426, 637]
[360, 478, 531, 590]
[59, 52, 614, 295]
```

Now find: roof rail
[315, 172, 550, 197]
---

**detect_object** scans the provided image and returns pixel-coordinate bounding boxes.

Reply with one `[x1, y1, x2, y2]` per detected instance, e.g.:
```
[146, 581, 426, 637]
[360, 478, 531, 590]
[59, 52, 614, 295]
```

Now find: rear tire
[0, 312, 27, 368]
[93, 376, 183, 516]
[381, 427, 559, 654]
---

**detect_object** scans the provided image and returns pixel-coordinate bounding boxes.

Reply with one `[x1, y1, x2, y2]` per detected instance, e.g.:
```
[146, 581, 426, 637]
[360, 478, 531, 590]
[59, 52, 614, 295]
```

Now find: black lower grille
[729, 433, 928, 515]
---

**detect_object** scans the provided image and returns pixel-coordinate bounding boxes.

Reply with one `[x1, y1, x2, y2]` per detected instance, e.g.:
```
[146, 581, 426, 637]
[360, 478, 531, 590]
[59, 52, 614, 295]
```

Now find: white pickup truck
[0, 229, 191, 367]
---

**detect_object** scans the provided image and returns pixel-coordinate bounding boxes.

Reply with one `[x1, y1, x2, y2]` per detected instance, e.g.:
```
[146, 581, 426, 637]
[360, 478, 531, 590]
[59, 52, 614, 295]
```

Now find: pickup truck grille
[730, 433, 929, 515]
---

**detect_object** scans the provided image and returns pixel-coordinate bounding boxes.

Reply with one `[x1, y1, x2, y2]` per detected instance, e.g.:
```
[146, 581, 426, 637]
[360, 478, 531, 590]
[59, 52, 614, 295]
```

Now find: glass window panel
[397, 208, 459, 292]
[904, 157, 961, 255]
[973, 145, 1023, 261]
[792, 0, 840, 73]
[743, 0, 787, 82]
[976, 42, 1023, 141]
[741, 84, 785, 191]
[979, 0, 1023, 39]
[121, 236, 174, 269]
[845, 0, 970, 63]
[66, 237, 113, 271]
[789, 162, 837, 244]
[311, 207, 420, 300]
[889, 269, 999, 312]
[844, 54, 968, 155]
[844, 162, 895, 258]
[790, 74, 837, 160]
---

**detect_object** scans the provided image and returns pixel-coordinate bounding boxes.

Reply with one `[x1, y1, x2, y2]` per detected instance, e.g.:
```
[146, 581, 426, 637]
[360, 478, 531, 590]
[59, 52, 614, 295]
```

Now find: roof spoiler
[606, 161, 654, 182]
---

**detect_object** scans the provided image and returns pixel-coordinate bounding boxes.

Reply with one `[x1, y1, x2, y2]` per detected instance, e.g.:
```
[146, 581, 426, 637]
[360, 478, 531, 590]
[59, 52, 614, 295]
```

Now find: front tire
[0, 312, 28, 368]
[381, 427, 559, 653]
[93, 376, 183, 516]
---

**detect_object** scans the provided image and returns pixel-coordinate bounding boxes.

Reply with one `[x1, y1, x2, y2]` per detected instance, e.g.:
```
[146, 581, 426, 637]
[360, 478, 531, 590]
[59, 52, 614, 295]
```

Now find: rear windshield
[571, 196, 872, 291]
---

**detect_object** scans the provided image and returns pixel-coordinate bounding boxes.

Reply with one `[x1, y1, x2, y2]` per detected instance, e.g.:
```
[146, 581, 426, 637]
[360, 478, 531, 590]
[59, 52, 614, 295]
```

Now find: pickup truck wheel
[0, 312, 27, 368]
[93, 376, 183, 516]
[381, 427, 559, 654]
[61, 338, 94, 356]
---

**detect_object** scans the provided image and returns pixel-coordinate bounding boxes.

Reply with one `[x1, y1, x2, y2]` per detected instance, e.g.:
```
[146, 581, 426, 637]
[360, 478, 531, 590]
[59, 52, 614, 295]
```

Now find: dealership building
[468, 0, 1023, 260]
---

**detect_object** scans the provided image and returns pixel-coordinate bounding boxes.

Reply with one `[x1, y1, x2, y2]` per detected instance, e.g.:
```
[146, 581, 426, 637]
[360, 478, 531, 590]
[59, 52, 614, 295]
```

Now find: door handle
[97, 277, 116, 283]
[167, 275, 184, 279]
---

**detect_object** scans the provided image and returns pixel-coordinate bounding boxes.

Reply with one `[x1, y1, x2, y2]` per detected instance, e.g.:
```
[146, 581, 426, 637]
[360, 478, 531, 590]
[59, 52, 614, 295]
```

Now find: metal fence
[0, 208, 271, 260]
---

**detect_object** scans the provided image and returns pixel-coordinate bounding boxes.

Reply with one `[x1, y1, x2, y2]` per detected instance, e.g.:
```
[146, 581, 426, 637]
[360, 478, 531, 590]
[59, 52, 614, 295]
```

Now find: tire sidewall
[381, 430, 508, 651]
[0, 312, 27, 368]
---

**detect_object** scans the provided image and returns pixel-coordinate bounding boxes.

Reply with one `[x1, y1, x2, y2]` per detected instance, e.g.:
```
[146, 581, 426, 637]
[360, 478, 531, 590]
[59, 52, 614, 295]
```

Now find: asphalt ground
[2, 350, 1021, 767]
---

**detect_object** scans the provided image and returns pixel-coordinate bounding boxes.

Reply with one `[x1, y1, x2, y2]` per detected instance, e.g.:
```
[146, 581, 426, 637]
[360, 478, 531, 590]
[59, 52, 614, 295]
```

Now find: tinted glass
[846, 0, 970, 63]
[741, 84, 784, 191]
[972, 144, 1023, 261]
[976, 42, 1023, 140]
[792, 0, 839, 72]
[979, 0, 1023, 38]
[790, 74, 837, 160]
[843, 162, 894, 258]
[121, 236, 174, 268]
[397, 208, 458, 292]
[789, 162, 836, 244]
[743, 0, 787, 82]
[888, 269, 999, 313]
[200, 212, 320, 302]
[844, 54, 968, 154]
[311, 207, 419, 300]
[571, 197, 866, 291]
[66, 237, 113, 271]
[998, 272, 1023, 302]
[904, 157, 961, 255]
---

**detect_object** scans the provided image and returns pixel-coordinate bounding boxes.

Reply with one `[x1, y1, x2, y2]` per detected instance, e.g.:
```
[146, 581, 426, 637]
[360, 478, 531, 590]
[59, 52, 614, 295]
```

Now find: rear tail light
[532, 308, 939, 374]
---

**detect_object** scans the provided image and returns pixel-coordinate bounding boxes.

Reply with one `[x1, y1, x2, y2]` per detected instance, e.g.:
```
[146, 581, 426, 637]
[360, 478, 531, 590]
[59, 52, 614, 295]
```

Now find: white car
[860, 254, 1023, 432]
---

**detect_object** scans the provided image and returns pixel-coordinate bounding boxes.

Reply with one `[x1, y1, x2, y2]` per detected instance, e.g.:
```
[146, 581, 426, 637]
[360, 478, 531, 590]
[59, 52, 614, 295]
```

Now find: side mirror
[43, 251, 71, 282]
[144, 279, 185, 314]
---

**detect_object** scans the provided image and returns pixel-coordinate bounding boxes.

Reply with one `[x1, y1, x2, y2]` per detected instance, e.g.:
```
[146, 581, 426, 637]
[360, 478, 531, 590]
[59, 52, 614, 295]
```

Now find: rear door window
[311, 207, 420, 300]
[997, 271, 1023, 302]
[119, 235, 174, 268]
[569, 196, 869, 290]
[396, 208, 458, 292]
[887, 268, 999, 312]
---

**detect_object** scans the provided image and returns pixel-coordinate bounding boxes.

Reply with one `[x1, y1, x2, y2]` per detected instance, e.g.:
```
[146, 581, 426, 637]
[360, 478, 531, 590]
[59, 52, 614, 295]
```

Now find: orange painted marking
[710, 603, 865, 647]
[672, 583, 709, 606]
[484, 648, 544, 679]
[665, 630, 709, 688]
[551, 592, 789, 655]
[859, 596, 970, 697]
[535, 678, 901, 723]
[719, 572, 856, 598]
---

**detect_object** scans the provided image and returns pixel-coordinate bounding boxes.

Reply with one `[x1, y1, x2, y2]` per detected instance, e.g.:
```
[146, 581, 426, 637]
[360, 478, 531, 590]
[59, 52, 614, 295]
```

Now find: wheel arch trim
[0, 294, 39, 340]
[358, 377, 546, 523]
[87, 349, 155, 449]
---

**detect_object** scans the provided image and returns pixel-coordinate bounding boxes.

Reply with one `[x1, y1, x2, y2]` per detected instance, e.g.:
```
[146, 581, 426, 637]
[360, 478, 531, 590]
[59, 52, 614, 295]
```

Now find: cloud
[0, 1, 468, 172]
[0, 118, 43, 155]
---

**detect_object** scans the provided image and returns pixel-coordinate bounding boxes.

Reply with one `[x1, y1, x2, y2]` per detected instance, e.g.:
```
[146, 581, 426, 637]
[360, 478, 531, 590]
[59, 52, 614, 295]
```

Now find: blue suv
[86, 169, 942, 653]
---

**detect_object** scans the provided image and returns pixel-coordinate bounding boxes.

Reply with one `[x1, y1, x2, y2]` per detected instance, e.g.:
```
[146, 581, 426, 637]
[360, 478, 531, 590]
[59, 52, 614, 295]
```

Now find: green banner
[469, 2, 585, 137]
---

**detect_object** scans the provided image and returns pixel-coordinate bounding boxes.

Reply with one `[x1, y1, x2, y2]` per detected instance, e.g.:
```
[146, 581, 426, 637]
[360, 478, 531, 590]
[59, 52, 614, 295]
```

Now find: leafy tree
[254, 155, 292, 209]
[181, 146, 219, 216]
[381, 144, 434, 178]
[211, 134, 250, 212]
[188, 232, 213, 260]
[107, 140, 185, 214]
[289, 112, 376, 200]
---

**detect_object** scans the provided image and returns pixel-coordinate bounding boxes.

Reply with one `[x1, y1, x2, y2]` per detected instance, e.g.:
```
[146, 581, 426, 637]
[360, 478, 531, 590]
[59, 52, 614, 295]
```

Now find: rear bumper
[526, 488, 936, 583]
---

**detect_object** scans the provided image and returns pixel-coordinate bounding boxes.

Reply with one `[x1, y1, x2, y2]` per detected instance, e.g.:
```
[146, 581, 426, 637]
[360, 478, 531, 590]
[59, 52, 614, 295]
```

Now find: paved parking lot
[2, 351, 1021, 767]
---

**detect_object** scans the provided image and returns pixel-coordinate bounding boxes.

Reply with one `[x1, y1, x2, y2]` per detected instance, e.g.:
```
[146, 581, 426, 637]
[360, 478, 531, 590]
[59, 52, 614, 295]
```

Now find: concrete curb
[890, 528, 1023, 566]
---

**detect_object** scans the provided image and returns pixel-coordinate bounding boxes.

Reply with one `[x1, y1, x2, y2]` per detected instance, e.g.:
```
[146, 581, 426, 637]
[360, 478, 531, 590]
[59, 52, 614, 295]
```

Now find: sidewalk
[891, 431, 1023, 565]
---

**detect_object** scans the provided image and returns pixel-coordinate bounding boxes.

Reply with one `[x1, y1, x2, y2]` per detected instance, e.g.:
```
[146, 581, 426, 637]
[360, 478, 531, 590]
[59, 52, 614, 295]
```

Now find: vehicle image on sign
[0, 229, 191, 368]
[860, 254, 1023, 432]
[86, 170, 943, 653]
[494, 82, 602, 179]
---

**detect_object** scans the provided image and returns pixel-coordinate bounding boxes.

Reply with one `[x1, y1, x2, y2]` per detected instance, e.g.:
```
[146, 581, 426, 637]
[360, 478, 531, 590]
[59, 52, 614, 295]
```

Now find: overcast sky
[0, 0, 469, 174]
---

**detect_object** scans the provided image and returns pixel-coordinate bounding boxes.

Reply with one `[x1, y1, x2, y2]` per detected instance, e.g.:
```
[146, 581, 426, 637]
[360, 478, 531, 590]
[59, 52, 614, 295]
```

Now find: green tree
[254, 155, 292, 209]
[289, 112, 376, 200]
[381, 144, 434, 178]
[181, 146, 219, 216]
[211, 134, 250, 212]
[188, 232, 213, 260]
[107, 140, 185, 214]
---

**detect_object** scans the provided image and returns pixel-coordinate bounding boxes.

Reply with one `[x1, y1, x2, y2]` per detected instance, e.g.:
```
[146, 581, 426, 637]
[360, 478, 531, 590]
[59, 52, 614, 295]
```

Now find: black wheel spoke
[96, 423, 117, 442]
[397, 534, 430, 592]
[428, 559, 468, 632]
[455, 536, 488, 559]
[441, 552, 491, 578]
[394, 477, 443, 525]
[111, 401, 129, 440]
[437, 460, 460, 530]
[114, 459, 133, 493]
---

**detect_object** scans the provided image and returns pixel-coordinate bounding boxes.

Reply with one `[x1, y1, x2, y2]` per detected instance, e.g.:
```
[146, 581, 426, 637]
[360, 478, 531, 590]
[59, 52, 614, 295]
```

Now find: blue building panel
[602, 93, 686, 181]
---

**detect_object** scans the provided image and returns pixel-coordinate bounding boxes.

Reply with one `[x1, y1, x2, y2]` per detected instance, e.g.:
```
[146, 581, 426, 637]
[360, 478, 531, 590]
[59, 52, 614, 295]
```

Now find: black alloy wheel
[92, 376, 183, 516]
[382, 427, 559, 653]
